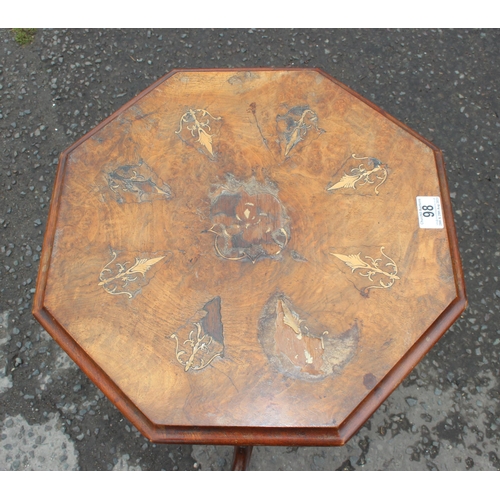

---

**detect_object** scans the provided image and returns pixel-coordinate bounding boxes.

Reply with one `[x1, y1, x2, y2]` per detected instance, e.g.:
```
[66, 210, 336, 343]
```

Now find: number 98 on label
[416, 196, 444, 229]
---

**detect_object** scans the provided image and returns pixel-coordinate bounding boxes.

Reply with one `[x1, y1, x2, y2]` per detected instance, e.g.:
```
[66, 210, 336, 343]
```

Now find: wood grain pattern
[33, 68, 466, 446]
[231, 446, 253, 470]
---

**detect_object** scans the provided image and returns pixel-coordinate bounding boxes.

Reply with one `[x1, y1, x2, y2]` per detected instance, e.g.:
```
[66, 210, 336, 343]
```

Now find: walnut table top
[33, 68, 466, 446]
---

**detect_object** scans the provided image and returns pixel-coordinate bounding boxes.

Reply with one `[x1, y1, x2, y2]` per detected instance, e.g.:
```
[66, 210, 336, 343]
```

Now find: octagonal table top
[33, 68, 466, 446]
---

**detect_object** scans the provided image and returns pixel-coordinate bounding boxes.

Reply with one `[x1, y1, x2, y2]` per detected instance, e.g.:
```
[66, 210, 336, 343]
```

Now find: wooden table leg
[231, 445, 253, 470]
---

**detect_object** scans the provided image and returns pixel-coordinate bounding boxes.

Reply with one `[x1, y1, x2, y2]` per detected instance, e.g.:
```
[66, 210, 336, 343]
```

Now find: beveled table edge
[32, 67, 467, 447]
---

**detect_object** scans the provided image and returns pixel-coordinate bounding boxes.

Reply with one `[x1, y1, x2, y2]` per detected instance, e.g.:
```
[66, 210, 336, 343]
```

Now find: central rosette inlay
[208, 178, 291, 263]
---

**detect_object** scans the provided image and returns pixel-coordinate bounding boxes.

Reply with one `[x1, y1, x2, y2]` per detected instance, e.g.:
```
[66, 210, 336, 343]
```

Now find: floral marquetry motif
[276, 106, 325, 158]
[170, 297, 225, 372]
[208, 177, 291, 263]
[34, 68, 466, 447]
[98, 250, 167, 299]
[106, 162, 172, 204]
[331, 247, 400, 295]
[175, 108, 222, 158]
[327, 154, 388, 195]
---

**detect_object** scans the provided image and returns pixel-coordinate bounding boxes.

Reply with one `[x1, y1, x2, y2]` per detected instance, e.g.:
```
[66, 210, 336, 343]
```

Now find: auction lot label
[416, 196, 444, 229]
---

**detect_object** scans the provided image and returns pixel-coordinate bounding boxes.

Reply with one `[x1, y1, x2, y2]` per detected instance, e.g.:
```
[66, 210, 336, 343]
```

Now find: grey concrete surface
[1, 28, 499, 471]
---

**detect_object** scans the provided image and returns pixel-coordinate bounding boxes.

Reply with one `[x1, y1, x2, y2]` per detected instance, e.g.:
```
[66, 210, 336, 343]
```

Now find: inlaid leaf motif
[170, 297, 224, 372]
[284, 127, 301, 157]
[106, 163, 172, 204]
[98, 251, 166, 299]
[175, 108, 221, 158]
[327, 154, 388, 195]
[280, 300, 303, 338]
[198, 128, 214, 156]
[277, 106, 324, 158]
[130, 256, 165, 276]
[331, 253, 369, 271]
[328, 172, 363, 191]
[331, 248, 400, 293]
